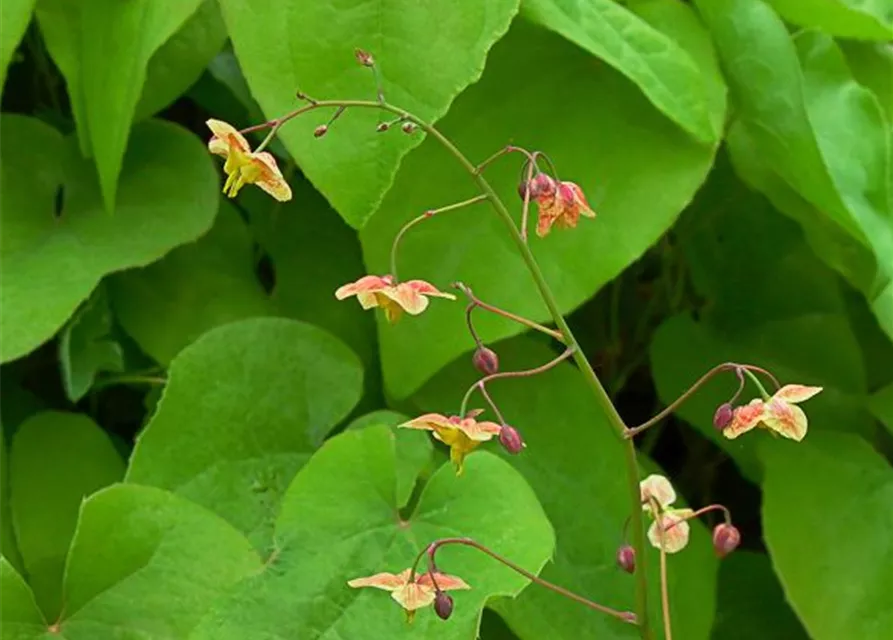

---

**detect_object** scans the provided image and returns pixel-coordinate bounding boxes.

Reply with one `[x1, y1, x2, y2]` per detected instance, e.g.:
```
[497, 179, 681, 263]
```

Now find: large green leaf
[133, 0, 228, 121]
[762, 433, 893, 639]
[9, 412, 124, 619]
[522, 0, 724, 143]
[217, 0, 519, 228]
[765, 0, 893, 40]
[0, 0, 35, 90]
[0, 434, 24, 577]
[126, 318, 363, 550]
[36, 0, 206, 209]
[1, 557, 46, 637]
[189, 425, 555, 639]
[415, 337, 718, 640]
[869, 382, 893, 436]
[110, 200, 272, 365]
[360, 19, 719, 398]
[839, 40, 893, 119]
[697, 0, 893, 338]
[54, 484, 261, 639]
[0, 115, 217, 364]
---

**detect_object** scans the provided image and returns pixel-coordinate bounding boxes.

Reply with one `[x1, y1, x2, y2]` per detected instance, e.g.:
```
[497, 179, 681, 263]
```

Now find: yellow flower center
[221, 147, 263, 198]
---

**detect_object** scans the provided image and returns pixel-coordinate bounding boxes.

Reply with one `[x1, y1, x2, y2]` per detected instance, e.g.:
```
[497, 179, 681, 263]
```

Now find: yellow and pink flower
[206, 119, 292, 201]
[640, 474, 693, 554]
[533, 178, 595, 237]
[399, 413, 503, 474]
[723, 384, 822, 442]
[348, 568, 470, 621]
[335, 275, 455, 323]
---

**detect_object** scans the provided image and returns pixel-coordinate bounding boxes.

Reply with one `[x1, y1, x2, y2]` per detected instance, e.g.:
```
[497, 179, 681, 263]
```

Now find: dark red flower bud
[472, 346, 499, 375]
[518, 173, 556, 201]
[433, 591, 453, 620]
[499, 425, 524, 455]
[314, 124, 328, 138]
[376, 122, 390, 132]
[401, 122, 417, 134]
[712, 523, 741, 558]
[355, 48, 375, 67]
[616, 545, 636, 573]
[713, 402, 733, 430]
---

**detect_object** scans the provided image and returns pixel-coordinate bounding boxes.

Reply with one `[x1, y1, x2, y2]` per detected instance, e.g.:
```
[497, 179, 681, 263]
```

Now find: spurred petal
[723, 399, 765, 440]
[564, 181, 595, 218]
[763, 398, 809, 441]
[647, 513, 691, 553]
[252, 151, 292, 202]
[417, 572, 471, 591]
[335, 275, 393, 300]
[640, 474, 677, 512]
[391, 583, 436, 611]
[773, 384, 823, 404]
[383, 283, 430, 315]
[398, 413, 453, 432]
[403, 280, 457, 300]
[206, 119, 251, 156]
[454, 418, 502, 442]
[348, 569, 410, 591]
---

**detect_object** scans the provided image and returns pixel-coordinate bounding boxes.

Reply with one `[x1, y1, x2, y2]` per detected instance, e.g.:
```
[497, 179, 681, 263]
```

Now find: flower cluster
[523, 173, 596, 238]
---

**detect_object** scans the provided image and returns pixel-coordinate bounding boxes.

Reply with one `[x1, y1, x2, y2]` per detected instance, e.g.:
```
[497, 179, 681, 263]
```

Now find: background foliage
[1, 0, 891, 638]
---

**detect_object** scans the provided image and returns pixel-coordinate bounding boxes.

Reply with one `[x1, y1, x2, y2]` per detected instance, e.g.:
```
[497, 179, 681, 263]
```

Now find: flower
[712, 523, 741, 558]
[399, 413, 502, 474]
[722, 384, 823, 442]
[534, 179, 595, 237]
[334, 275, 456, 323]
[206, 119, 292, 201]
[348, 568, 470, 621]
[640, 474, 694, 553]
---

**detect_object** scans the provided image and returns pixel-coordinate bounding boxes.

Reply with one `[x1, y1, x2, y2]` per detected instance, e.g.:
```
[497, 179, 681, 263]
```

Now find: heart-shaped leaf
[1, 557, 46, 636]
[415, 337, 718, 640]
[217, 0, 520, 227]
[764, 0, 893, 40]
[0, 115, 217, 364]
[126, 318, 363, 550]
[359, 19, 719, 398]
[9, 412, 124, 618]
[762, 433, 893, 639]
[189, 425, 555, 639]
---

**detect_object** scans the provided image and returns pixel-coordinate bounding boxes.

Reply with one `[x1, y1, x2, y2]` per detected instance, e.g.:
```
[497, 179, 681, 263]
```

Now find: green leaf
[839, 40, 893, 120]
[36, 0, 205, 209]
[9, 412, 124, 619]
[59, 286, 124, 402]
[360, 19, 718, 398]
[109, 200, 273, 365]
[764, 0, 893, 40]
[0, 0, 35, 90]
[762, 433, 893, 639]
[415, 337, 718, 640]
[133, 0, 228, 121]
[56, 484, 261, 638]
[126, 318, 363, 550]
[710, 551, 808, 639]
[521, 0, 725, 143]
[0, 433, 25, 578]
[696, 0, 893, 339]
[346, 410, 432, 509]
[0, 115, 218, 364]
[217, 0, 519, 228]
[189, 425, 555, 639]
[1, 557, 46, 637]
[869, 382, 893, 436]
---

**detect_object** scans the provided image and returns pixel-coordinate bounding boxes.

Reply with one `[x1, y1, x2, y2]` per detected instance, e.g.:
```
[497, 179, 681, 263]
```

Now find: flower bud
[713, 402, 733, 430]
[472, 346, 499, 375]
[314, 124, 328, 138]
[518, 173, 556, 201]
[616, 545, 636, 574]
[499, 425, 525, 455]
[433, 591, 453, 620]
[620, 611, 638, 624]
[712, 523, 741, 558]
[401, 122, 417, 134]
[376, 122, 390, 132]
[355, 48, 375, 67]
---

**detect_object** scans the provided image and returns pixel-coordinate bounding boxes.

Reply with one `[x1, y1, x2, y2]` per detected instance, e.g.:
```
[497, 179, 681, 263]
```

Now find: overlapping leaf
[218, 0, 520, 227]
[765, 0, 893, 40]
[0, 115, 217, 363]
[0, 0, 35, 90]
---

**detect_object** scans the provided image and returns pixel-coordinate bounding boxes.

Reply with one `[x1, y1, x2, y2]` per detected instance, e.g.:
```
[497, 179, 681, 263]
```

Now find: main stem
[265, 97, 653, 638]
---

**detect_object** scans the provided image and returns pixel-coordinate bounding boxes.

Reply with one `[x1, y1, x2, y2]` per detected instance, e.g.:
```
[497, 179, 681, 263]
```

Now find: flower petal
[564, 181, 595, 218]
[398, 413, 452, 432]
[455, 418, 502, 442]
[335, 275, 392, 300]
[763, 398, 809, 441]
[347, 569, 409, 591]
[647, 513, 691, 553]
[640, 474, 676, 512]
[402, 280, 457, 300]
[206, 119, 251, 155]
[391, 583, 435, 611]
[417, 571, 471, 591]
[723, 399, 765, 440]
[252, 152, 292, 202]
[773, 384, 823, 404]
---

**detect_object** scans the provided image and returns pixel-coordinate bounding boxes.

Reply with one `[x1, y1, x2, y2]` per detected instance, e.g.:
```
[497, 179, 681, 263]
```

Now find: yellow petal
[723, 399, 765, 440]
[252, 151, 292, 202]
[773, 384, 823, 404]
[640, 474, 676, 512]
[391, 583, 436, 612]
[763, 399, 808, 441]
[206, 119, 251, 155]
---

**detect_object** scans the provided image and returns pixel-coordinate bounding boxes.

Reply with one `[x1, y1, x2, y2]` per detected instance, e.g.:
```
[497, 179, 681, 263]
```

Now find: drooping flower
[348, 568, 470, 621]
[534, 179, 595, 237]
[206, 119, 292, 201]
[399, 413, 503, 474]
[723, 384, 823, 442]
[334, 275, 455, 323]
[640, 474, 694, 553]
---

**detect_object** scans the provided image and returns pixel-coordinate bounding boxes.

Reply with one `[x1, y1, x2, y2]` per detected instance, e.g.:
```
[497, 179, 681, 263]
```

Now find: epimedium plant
[201, 50, 823, 638]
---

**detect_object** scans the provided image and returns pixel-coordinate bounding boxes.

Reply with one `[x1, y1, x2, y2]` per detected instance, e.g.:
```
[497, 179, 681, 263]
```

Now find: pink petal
[723, 399, 765, 440]
[455, 418, 502, 442]
[252, 152, 292, 202]
[335, 275, 392, 300]
[647, 513, 690, 554]
[347, 570, 408, 591]
[206, 119, 251, 154]
[391, 583, 436, 612]
[774, 384, 823, 404]
[398, 413, 452, 432]
[417, 571, 471, 591]
[565, 181, 596, 218]
[402, 279, 457, 300]
[384, 283, 430, 315]
[763, 399, 808, 441]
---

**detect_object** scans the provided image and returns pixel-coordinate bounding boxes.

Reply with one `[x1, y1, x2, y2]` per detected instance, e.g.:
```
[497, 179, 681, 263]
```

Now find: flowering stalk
[455, 282, 564, 342]
[414, 537, 637, 625]
[650, 497, 673, 640]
